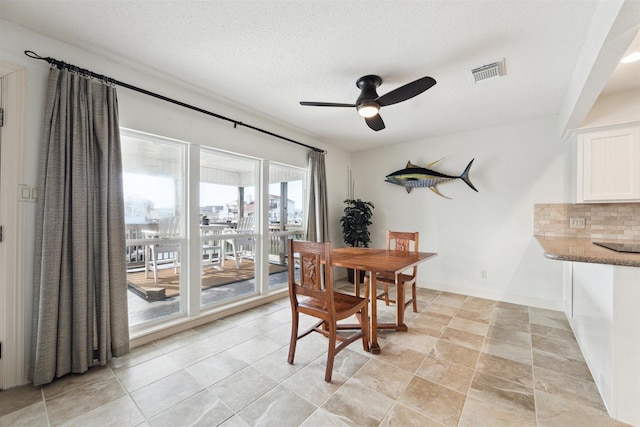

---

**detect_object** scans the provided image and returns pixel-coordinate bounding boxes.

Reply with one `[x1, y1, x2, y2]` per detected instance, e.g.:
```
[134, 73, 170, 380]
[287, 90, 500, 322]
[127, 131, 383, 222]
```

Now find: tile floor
[0, 283, 632, 427]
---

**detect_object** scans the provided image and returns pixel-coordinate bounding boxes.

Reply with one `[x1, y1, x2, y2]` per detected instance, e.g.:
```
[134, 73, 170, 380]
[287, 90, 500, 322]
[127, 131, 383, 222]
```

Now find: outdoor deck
[127, 266, 289, 326]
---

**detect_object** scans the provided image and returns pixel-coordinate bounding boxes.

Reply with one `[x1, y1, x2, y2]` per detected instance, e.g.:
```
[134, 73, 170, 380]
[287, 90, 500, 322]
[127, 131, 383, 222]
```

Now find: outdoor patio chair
[143, 215, 181, 283]
[201, 225, 225, 270]
[225, 216, 255, 269]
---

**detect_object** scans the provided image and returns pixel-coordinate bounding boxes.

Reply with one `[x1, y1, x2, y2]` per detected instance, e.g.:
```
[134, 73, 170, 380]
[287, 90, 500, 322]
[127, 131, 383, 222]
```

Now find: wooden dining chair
[375, 230, 420, 316]
[287, 239, 370, 382]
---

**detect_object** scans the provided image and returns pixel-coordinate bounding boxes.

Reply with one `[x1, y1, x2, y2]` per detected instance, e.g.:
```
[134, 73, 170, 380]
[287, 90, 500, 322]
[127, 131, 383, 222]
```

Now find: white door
[0, 63, 28, 389]
[0, 75, 4, 389]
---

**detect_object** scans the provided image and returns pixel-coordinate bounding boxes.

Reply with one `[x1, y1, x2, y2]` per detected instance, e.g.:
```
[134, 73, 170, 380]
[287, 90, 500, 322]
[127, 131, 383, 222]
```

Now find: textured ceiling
[1, 1, 638, 152]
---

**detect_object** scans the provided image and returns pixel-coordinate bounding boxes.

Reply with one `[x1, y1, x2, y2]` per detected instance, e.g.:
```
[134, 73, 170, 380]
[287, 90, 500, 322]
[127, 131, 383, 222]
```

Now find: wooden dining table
[331, 247, 438, 354]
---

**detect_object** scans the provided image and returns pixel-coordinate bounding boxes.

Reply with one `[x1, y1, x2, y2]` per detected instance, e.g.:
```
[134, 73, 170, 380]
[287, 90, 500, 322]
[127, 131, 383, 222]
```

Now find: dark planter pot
[347, 268, 366, 284]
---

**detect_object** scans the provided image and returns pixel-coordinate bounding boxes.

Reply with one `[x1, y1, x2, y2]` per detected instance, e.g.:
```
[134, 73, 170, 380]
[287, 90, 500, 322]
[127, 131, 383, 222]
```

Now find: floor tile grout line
[108, 363, 148, 424]
[460, 302, 539, 425]
[40, 386, 51, 427]
[528, 306, 540, 427]
[117, 313, 287, 421]
[456, 295, 492, 427]
[373, 290, 447, 426]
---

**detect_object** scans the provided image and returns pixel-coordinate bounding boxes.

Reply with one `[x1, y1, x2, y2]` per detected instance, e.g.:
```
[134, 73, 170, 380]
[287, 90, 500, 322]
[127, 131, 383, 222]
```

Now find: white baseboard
[418, 281, 563, 311]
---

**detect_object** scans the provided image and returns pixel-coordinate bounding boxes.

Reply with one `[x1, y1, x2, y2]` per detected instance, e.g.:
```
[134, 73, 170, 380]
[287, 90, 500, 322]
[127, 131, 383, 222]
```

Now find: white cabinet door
[571, 262, 614, 410]
[577, 125, 640, 203]
[570, 262, 640, 426]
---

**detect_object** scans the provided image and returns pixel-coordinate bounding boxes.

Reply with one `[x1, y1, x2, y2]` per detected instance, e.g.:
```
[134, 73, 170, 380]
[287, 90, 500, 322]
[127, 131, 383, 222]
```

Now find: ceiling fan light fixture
[357, 102, 379, 118]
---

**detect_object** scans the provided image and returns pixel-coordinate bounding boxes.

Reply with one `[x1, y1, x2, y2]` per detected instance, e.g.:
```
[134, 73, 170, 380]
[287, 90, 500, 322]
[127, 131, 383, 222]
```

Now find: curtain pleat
[29, 68, 129, 387]
[306, 151, 329, 242]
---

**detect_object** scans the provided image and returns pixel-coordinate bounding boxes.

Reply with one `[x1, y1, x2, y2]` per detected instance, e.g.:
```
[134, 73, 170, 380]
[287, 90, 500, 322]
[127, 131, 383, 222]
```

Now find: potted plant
[340, 199, 375, 283]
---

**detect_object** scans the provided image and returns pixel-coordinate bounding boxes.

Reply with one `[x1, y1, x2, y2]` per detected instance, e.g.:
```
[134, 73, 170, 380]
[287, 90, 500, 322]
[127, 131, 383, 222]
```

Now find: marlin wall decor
[385, 158, 478, 199]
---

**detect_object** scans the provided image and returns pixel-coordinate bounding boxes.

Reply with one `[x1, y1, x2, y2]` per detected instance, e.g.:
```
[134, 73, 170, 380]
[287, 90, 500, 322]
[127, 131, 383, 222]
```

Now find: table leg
[368, 270, 381, 354]
[396, 275, 406, 328]
[374, 274, 408, 334]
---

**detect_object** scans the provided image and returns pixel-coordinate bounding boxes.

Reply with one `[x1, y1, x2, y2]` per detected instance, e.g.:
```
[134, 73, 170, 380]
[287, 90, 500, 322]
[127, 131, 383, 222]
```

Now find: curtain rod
[24, 50, 326, 154]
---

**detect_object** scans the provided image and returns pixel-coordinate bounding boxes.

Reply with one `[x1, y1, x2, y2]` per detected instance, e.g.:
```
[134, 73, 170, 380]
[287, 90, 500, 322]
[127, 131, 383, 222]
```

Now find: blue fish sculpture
[385, 158, 478, 198]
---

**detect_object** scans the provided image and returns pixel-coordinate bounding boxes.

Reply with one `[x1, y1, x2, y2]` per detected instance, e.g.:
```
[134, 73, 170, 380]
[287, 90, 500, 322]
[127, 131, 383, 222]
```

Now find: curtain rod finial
[25, 50, 44, 59]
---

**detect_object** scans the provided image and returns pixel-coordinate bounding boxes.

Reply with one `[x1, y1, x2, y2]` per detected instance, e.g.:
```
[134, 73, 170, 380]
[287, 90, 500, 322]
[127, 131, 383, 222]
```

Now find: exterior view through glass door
[122, 131, 186, 327]
[121, 129, 307, 329]
[267, 163, 306, 290]
[199, 148, 259, 308]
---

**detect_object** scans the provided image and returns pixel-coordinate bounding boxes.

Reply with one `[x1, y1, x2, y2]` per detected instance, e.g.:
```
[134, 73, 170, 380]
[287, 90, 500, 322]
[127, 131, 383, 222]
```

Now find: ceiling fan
[300, 74, 436, 131]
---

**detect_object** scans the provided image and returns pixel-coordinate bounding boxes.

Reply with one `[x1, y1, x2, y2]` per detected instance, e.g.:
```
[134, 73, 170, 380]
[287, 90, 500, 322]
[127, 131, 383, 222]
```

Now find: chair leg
[231, 241, 240, 269]
[288, 311, 299, 364]
[357, 274, 369, 298]
[383, 283, 390, 305]
[356, 306, 369, 353]
[324, 324, 337, 382]
[411, 282, 418, 312]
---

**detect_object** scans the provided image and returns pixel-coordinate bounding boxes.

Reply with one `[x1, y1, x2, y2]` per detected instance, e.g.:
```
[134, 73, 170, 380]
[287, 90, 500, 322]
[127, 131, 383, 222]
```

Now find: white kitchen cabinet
[569, 262, 640, 426]
[576, 125, 640, 203]
[571, 262, 614, 406]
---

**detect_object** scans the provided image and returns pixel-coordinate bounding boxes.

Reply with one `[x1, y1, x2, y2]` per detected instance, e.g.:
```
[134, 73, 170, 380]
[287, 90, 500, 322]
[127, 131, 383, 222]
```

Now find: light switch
[18, 185, 37, 201]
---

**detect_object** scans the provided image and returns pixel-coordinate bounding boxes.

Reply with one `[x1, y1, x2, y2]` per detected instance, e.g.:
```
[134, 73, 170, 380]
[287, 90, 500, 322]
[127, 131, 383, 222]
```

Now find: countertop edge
[541, 252, 639, 267]
[535, 236, 640, 268]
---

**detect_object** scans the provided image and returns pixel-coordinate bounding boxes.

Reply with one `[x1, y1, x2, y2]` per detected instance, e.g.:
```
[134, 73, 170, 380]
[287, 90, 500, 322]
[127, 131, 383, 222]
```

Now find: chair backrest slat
[237, 216, 254, 233]
[288, 239, 334, 307]
[387, 230, 419, 275]
[159, 215, 181, 238]
[386, 230, 419, 252]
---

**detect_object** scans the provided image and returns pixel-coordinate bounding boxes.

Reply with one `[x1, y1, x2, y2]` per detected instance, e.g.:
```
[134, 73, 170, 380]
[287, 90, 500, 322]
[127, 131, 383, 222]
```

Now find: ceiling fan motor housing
[355, 75, 383, 117]
[356, 75, 382, 104]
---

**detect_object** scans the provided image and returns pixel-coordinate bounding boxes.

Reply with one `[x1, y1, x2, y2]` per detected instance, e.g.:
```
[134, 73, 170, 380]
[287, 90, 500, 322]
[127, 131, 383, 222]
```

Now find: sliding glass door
[200, 147, 259, 308]
[267, 163, 306, 290]
[121, 131, 186, 327]
[120, 129, 304, 330]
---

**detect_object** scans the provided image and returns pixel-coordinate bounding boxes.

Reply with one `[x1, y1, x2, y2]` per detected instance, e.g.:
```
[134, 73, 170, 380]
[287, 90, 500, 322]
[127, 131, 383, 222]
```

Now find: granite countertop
[535, 236, 640, 267]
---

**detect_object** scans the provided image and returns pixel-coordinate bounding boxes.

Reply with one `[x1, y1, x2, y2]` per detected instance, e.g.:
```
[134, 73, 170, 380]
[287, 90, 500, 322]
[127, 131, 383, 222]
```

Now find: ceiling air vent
[469, 59, 506, 84]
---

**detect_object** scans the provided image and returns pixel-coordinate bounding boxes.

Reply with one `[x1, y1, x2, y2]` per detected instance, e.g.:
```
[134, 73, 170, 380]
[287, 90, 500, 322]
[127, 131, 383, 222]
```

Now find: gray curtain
[29, 68, 130, 387]
[306, 150, 329, 242]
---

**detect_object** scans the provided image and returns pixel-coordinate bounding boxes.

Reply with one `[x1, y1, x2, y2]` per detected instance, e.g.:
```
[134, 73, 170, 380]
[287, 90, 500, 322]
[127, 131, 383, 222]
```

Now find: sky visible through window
[124, 173, 303, 210]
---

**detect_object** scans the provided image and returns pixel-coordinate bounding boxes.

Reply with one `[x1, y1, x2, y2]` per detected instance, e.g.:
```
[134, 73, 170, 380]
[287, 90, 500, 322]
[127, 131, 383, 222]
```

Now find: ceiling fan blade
[365, 114, 385, 131]
[376, 76, 436, 107]
[300, 101, 356, 107]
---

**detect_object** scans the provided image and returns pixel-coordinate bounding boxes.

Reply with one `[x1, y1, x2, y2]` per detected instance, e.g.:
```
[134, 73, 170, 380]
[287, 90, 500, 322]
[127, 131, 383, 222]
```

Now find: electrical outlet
[569, 217, 585, 229]
[481, 269, 487, 279]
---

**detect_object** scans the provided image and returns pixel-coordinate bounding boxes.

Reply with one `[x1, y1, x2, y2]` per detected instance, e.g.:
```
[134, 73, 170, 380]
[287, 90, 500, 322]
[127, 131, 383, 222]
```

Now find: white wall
[1, 19, 350, 385]
[350, 115, 571, 309]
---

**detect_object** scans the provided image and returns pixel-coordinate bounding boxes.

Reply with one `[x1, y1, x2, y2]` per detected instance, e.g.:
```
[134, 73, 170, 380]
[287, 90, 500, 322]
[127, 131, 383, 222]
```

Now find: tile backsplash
[534, 203, 640, 240]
